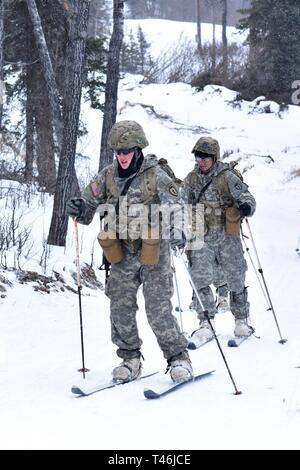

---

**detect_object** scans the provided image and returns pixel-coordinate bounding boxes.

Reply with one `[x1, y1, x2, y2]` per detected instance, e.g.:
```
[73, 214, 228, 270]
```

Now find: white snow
[125, 19, 247, 59]
[0, 19, 300, 451]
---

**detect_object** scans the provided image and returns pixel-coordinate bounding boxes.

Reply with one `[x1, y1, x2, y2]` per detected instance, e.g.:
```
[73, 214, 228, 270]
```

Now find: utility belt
[97, 225, 161, 266]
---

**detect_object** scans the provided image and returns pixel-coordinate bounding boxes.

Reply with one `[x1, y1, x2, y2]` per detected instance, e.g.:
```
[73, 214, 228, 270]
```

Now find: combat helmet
[192, 136, 220, 162]
[108, 120, 149, 150]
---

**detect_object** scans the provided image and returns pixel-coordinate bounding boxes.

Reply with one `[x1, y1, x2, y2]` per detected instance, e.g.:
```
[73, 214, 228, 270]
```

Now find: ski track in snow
[1, 19, 300, 450]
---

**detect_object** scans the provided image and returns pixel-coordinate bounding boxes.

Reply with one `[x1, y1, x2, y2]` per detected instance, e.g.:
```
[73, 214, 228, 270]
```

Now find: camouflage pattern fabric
[106, 239, 188, 360]
[192, 136, 220, 161]
[188, 231, 249, 319]
[183, 160, 256, 238]
[213, 261, 227, 296]
[183, 158, 256, 320]
[81, 155, 181, 227]
[108, 120, 149, 150]
[191, 258, 227, 311]
[77, 154, 188, 362]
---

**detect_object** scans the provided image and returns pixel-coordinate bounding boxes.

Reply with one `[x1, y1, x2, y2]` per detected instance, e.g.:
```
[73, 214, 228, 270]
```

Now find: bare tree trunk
[99, 0, 124, 171]
[48, 0, 90, 246]
[196, 0, 202, 53]
[25, 65, 35, 182]
[222, 0, 228, 80]
[0, 0, 4, 128]
[34, 64, 56, 194]
[211, 0, 216, 73]
[25, 0, 63, 148]
[26, 0, 80, 195]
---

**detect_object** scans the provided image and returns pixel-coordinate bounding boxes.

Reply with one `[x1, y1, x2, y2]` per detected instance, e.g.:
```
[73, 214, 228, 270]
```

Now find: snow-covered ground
[125, 19, 247, 58]
[1, 19, 300, 450]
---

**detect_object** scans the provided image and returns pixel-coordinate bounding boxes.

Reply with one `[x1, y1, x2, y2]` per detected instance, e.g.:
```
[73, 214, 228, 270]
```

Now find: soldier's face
[116, 151, 135, 169]
[196, 156, 214, 173]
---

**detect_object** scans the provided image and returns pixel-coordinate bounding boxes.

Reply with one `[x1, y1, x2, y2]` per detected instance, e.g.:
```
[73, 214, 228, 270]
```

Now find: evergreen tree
[87, 0, 111, 37]
[121, 30, 140, 74]
[121, 26, 151, 75]
[125, 0, 146, 19]
[239, 0, 300, 103]
[84, 36, 107, 110]
[2, 1, 107, 191]
[126, 0, 250, 25]
[137, 25, 151, 75]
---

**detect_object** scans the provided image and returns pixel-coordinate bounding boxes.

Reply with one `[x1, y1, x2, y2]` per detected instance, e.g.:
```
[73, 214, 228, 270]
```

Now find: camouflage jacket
[182, 161, 256, 231]
[79, 155, 182, 240]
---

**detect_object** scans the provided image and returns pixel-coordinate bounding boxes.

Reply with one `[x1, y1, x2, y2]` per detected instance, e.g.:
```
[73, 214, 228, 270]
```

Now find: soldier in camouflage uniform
[183, 136, 256, 339]
[66, 120, 193, 384]
[213, 264, 229, 312]
[191, 263, 229, 314]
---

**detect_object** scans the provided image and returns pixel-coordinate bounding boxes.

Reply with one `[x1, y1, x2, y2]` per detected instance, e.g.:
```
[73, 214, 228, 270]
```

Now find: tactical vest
[105, 155, 181, 205]
[189, 161, 243, 227]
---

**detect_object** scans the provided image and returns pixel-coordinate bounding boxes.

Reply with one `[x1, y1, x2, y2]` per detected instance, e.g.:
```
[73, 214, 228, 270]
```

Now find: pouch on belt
[97, 229, 124, 264]
[141, 226, 160, 265]
[225, 207, 241, 235]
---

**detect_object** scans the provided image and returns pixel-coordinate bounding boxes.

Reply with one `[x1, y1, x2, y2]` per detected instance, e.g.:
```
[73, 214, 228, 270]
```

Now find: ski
[227, 336, 251, 347]
[144, 370, 215, 399]
[72, 371, 158, 397]
[187, 335, 214, 350]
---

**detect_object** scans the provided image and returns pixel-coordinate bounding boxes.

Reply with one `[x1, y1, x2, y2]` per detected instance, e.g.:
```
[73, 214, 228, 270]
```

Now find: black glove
[239, 202, 252, 217]
[170, 227, 186, 251]
[66, 197, 86, 220]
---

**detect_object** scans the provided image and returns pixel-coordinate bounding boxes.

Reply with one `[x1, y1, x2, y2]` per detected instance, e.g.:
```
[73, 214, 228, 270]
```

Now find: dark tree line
[0, 0, 299, 249]
[0, 0, 120, 246]
[126, 0, 250, 26]
[3, 0, 80, 194]
[239, 0, 300, 103]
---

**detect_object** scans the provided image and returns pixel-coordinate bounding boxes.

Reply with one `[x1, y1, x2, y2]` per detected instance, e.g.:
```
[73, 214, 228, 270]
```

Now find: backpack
[157, 158, 182, 186]
[216, 161, 244, 205]
[105, 154, 182, 202]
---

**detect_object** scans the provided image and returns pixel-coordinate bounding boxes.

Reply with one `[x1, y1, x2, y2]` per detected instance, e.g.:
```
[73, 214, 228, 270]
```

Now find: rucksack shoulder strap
[214, 161, 243, 203]
[106, 165, 119, 198]
[142, 156, 182, 200]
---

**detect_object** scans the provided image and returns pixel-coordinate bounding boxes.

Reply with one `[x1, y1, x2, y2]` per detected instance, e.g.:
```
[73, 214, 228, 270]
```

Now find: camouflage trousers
[212, 259, 228, 297]
[188, 230, 249, 319]
[105, 239, 188, 361]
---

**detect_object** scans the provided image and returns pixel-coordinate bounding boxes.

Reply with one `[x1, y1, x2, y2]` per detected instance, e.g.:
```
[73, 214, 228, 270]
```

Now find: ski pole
[175, 247, 242, 395]
[241, 229, 271, 310]
[245, 218, 287, 344]
[74, 220, 90, 378]
[171, 253, 184, 332]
